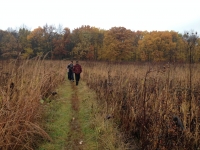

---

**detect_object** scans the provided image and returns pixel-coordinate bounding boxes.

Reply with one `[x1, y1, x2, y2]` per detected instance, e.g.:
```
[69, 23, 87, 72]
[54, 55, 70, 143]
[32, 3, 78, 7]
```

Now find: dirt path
[64, 83, 84, 150]
[38, 80, 128, 150]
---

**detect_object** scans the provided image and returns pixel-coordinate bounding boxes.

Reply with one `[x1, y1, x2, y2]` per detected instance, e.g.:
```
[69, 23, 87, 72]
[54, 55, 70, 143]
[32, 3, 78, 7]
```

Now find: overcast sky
[0, 0, 200, 34]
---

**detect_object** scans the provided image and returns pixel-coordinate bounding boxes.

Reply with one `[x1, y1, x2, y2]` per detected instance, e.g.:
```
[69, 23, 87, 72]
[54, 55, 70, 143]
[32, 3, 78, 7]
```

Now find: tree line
[0, 24, 199, 62]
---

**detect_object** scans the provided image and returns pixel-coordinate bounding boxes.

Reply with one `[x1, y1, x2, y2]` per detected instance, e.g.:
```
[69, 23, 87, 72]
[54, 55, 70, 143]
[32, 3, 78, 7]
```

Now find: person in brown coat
[73, 61, 82, 86]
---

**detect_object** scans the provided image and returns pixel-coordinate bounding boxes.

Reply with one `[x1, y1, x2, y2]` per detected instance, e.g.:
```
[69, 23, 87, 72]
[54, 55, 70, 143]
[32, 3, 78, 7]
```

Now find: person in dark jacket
[67, 61, 74, 81]
[73, 61, 82, 86]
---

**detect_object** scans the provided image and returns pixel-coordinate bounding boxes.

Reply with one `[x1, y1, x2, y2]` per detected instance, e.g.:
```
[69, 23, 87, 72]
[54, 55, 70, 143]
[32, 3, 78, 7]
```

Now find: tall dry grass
[81, 61, 200, 149]
[0, 57, 66, 150]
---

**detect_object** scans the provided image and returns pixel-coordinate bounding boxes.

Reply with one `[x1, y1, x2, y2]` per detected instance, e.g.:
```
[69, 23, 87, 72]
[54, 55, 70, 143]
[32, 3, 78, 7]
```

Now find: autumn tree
[27, 25, 58, 58]
[138, 31, 156, 61]
[71, 25, 104, 60]
[18, 27, 32, 58]
[171, 33, 185, 62]
[0, 29, 19, 58]
[101, 27, 134, 61]
[132, 31, 143, 61]
[52, 27, 72, 59]
[71, 26, 91, 59]
[43, 24, 57, 58]
[137, 31, 180, 62]
[27, 27, 45, 57]
[160, 31, 177, 62]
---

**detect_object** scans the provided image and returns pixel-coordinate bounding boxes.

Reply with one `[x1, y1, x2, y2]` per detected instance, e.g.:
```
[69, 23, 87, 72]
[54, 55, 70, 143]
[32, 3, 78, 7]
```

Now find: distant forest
[0, 24, 199, 62]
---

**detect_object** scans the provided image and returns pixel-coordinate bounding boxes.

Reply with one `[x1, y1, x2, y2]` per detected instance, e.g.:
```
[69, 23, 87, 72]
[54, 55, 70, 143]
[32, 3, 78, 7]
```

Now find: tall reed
[0, 58, 66, 149]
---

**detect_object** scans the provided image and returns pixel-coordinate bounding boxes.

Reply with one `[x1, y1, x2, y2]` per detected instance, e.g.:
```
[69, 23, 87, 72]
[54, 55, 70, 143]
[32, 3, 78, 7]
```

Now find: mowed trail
[64, 83, 84, 150]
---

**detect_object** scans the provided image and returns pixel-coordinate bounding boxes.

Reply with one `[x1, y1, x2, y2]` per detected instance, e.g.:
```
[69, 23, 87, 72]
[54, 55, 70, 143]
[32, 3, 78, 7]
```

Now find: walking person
[73, 61, 82, 86]
[67, 61, 74, 81]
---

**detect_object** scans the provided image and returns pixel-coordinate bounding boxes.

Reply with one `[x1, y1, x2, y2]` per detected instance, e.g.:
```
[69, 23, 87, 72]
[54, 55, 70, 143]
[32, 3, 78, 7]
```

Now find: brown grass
[0, 58, 66, 150]
[81, 61, 200, 149]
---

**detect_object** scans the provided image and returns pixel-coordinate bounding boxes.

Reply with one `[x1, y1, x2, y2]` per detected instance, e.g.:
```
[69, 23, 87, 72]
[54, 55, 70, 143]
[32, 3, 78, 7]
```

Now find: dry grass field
[0, 58, 66, 149]
[81, 61, 200, 149]
[1, 59, 200, 150]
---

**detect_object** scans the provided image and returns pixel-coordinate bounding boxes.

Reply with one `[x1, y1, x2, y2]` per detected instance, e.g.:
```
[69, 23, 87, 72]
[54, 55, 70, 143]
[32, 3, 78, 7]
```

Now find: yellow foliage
[21, 47, 33, 58]
[101, 27, 134, 61]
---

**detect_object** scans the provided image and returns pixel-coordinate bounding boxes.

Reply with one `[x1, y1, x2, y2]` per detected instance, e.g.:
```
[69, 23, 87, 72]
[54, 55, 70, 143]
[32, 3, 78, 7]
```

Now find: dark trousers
[68, 70, 74, 81]
[75, 73, 80, 85]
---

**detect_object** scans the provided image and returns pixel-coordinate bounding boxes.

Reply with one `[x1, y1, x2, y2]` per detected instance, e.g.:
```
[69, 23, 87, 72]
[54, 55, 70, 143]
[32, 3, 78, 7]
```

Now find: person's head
[71, 60, 73, 63]
[76, 60, 79, 64]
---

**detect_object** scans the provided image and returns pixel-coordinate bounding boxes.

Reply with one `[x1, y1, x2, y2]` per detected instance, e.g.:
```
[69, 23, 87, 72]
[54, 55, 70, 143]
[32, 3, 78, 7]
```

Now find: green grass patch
[78, 82, 99, 149]
[38, 79, 72, 150]
[78, 81, 127, 150]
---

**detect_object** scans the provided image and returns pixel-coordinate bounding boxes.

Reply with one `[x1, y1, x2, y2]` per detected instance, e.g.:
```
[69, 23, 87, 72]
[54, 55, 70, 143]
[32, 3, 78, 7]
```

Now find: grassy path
[64, 83, 84, 149]
[38, 79, 73, 150]
[38, 79, 99, 150]
[38, 77, 127, 150]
